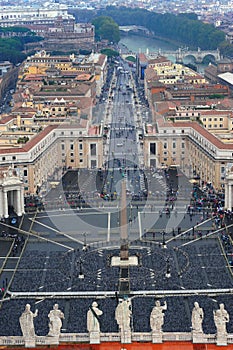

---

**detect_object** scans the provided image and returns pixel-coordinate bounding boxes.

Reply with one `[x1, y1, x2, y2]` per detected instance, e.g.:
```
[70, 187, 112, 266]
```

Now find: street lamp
[82, 232, 87, 251]
[78, 258, 84, 279]
[162, 231, 167, 249]
[165, 258, 171, 278]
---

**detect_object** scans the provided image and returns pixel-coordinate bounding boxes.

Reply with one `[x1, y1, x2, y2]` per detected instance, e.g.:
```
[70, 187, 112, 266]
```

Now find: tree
[101, 48, 119, 57]
[92, 16, 120, 43]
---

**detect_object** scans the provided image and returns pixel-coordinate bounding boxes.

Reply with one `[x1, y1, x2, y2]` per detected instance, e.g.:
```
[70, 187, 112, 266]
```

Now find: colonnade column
[229, 183, 232, 211]
[16, 189, 22, 216]
[21, 186, 25, 215]
[3, 190, 8, 218]
[225, 183, 229, 210]
[0, 191, 3, 218]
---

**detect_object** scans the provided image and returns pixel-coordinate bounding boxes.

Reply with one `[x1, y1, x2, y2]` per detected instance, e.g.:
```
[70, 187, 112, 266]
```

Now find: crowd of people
[0, 231, 232, 336]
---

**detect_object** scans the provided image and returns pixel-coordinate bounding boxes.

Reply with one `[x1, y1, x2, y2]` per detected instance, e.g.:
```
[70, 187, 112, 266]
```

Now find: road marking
[138, 212, 142, 240]
[107, 212, 111, 242]
[28, 218, 83, 244]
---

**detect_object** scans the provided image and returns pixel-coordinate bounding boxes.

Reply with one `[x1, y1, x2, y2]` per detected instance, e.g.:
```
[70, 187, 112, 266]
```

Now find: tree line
[72, 6, 233, 57]
[97, 7, 227, 50]
[0, 27, 42, 65]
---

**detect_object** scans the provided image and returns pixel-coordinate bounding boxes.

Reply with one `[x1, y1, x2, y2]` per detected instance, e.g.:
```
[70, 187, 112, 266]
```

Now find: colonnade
[0, 167, 24, 218]
[225, 168, 233, 211]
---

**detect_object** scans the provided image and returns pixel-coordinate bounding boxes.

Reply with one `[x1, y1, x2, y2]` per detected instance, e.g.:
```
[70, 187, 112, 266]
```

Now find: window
[70, 144, 74, 150]
[24, 169, 28, 177]
[181, 143, 185, 149]
[80, 159, 83, 163]
[90, 144, 96, 156]
[150, 143, 156, 155]
[2, 157, 5, 161]
[172, 142, 176, 149]
[12, 156, 16, 160]
[91, 160, 96, 168]
[70, 152, 74, 157]
[61, 144, 65, 150]
[70, 159, 74, 163]
[164, 142, 167, 149]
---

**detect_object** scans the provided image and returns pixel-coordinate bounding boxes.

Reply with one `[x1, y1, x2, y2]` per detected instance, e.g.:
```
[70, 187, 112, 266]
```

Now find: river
[119, 33, 179, 53]
[119, 33, 206, 73]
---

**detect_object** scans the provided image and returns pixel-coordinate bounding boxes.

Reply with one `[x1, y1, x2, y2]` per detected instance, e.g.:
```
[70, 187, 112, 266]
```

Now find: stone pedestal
[47, 335, 59, 345]
[89, 331, 100, 344]
[152, 331, 163, 343]
[120, 330, 131, 344]
[192, 331, 206, 343]
[24, 337, 36, 348]
[216, 334, 227, 346]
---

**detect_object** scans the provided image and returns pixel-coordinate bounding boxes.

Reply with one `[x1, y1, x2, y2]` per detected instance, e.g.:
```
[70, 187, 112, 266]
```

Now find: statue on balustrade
[150, 300, 167, 332]
[191, 302, 204, 333]
[115, 298, 132, 332]
[48, 304, 64, 337]
[87, 301, 103, 333]
[19, 304, 38, 338]
[214, 303, 229, 336]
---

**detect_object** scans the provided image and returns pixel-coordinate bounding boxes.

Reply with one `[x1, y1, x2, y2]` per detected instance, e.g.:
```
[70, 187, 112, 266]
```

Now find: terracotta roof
[96, 54, 106, 66]
[138, 53, 148, 63]
[0, 125, 57, 154]
[200, 110, 233, 116]
[148, 55, 171, 64]
[0, 115, 14, 124]
[88, 125, 100, 136]
[173, 121, 233, 149]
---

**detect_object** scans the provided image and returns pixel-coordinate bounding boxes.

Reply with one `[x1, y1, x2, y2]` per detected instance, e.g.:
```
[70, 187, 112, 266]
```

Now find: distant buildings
[0, 50, 107, 194]
[138, 53, 233, 192]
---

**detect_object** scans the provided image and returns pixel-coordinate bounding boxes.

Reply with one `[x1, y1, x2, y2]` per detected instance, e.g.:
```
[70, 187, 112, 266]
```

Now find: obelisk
[120, 179, 129, 261]
[119, 179, 130, 295]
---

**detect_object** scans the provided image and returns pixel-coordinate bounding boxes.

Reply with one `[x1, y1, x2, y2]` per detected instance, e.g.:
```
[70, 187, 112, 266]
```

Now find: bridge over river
[121, 47, 221, 64]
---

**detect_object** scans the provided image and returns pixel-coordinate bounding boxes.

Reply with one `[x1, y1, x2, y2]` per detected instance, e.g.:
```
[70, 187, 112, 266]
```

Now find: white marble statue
[115, 298, 132, 332]
[19, 304, 38, 338]
[192, 302, 204, 333]
[213, 303, 229, 336]
[87, 301, 103, 333]
[48, 304, 64, 337]
[150, 300, 167, 332]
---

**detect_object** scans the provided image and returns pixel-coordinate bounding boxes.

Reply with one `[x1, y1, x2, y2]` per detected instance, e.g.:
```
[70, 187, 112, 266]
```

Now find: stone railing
[0, 332, 231, 347]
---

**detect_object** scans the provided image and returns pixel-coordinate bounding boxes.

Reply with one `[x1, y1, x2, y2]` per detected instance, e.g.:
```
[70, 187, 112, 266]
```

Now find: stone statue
[115, 298, 132, 332]
[87, 301, 103, 333]
[191, 302, 204, 333]
[19, 304, 38, 338]
[150, 300, 167, 332]
[213, 303, 229, 336]
[48, 304, 64, 337]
